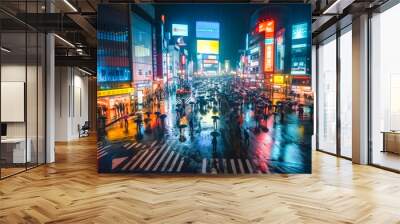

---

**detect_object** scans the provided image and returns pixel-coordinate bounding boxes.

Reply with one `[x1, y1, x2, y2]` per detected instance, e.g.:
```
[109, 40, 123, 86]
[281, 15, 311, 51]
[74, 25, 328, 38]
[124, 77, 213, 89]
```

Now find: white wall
[1, 63, 46, 164]
[54, 67, 89, 141]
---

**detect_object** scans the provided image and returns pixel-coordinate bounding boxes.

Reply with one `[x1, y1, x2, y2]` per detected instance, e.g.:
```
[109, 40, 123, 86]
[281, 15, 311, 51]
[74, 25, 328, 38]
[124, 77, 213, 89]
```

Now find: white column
[352, 14, 369, 164]
[46, 33, 55, 163]
[45, 0, 55, 163]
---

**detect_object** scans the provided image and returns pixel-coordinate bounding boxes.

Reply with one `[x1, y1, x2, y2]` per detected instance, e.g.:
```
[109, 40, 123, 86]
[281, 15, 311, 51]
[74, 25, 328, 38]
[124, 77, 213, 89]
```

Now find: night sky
[155, 4, 264, 67]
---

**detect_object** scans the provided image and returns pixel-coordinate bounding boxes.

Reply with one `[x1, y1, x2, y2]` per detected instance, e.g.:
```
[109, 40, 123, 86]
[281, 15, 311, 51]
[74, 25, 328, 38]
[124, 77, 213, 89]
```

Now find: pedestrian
[123, 113, 129, 132]
[244, 128, 250, 146]
[189, 117, 194, 134]
[280, 105, 285, 123]
[298, 105, 304, 120]
[212, 136, 217, 154]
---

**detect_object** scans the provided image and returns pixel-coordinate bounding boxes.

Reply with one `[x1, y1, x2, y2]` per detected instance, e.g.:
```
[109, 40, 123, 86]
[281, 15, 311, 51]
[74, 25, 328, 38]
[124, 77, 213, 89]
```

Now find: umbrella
[210, 131, 220, 137]
[212, 115, 220, 120]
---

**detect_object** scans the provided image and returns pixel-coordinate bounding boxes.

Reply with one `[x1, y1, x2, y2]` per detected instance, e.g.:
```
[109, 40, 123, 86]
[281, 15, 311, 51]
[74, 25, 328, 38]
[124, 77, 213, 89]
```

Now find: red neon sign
[264, 20, 275, 73]
[161, 15, 165, 24]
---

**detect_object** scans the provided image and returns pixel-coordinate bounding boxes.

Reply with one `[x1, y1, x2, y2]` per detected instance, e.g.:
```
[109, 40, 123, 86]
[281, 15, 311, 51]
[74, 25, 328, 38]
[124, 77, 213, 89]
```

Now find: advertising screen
[197, 40, 219, 54]
[172, 24, 188, 36]
[276, 29, 285, 72]
[291, 56, 307, 75]
[292, 23, 308, 40]
[264, 20, 274, 73]
[196, 21, 220, 39]
[291, 23, 309, 75]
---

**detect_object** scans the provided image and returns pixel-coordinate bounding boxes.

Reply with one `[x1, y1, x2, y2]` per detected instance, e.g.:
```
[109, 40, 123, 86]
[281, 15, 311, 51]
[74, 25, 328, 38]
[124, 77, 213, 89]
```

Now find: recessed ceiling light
[54, 34, 75, 48]
[78, 67, 92, 76]
[1, 47, 11, 53]
[63, 0, 78, 12]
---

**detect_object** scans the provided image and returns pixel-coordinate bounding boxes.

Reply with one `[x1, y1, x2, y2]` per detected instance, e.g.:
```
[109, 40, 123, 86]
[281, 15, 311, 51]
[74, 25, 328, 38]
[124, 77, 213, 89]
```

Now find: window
[371, 4, 400, 171]
[339, 28, 352, 158]
[317, 35, 337, 154]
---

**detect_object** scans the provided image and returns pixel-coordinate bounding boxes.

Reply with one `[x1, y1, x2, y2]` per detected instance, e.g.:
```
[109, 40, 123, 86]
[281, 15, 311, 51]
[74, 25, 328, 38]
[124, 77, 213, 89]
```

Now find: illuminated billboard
[291, 57, 307, 75]
[197, 40, 219, 54]
[172, 24, 188, 36]
[196, 21, 220, 39]
[292, 23, 308, 40]
[291, 22, 309, 75]
[263, 20, 274, 73]
[276, 28, 285, 72]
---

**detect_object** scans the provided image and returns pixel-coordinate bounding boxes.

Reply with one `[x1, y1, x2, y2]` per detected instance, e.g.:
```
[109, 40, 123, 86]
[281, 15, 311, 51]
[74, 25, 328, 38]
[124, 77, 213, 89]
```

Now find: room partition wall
[0, 1, 46, 179]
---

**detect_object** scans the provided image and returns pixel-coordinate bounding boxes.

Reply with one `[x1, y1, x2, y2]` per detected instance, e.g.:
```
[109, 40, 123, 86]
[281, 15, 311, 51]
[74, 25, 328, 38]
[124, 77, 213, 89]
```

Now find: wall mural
[97, 3, 313, 174]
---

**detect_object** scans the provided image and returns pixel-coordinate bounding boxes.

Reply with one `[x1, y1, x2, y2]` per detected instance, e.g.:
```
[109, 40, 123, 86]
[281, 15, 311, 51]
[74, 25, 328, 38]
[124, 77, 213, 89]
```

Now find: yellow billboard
[273, 75, 285, 84]
[197, 40, 219, 54]
[97, 87, 134, 97]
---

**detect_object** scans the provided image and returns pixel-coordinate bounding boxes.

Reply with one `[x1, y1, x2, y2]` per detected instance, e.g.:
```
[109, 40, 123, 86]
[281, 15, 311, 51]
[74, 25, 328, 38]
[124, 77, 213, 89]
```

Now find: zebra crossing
[102, 138, 273, 174]
[97, 144, 112, 160]
[178, 96, 195, 105]
[113, 140, 186, 173]
[201, 157, 268, 174]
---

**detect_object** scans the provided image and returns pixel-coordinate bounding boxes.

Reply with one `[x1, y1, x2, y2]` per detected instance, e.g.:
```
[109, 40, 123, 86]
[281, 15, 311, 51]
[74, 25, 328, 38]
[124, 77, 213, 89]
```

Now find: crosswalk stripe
[129, 149, 151, 170]
[145, 143, 168, 171]
[98, 149, 107, 155]
[139, 147, 158, 169]
[214, 158, 220, 173]
[98, 150, 110, 159]
[245, 159, 254, 174]
[98, 145, 111, 151]
[161, 151, 175, 172]
[168, 153, 180, 172]
[150, 140, 158, 148]
[123, 143, 130, 147]
[230, 159, 237, 175]
[152, 146, 171, 171]
[202, 158, 207, 174]
[130, 149, 152, 171]
[122, 150, 144, 171]
[223, 159, 228, 174]
[126, 143, 137, 150]
[177, 158, 184, 172]
[98, 151, 107, 158]
[238, 159, 245, 174]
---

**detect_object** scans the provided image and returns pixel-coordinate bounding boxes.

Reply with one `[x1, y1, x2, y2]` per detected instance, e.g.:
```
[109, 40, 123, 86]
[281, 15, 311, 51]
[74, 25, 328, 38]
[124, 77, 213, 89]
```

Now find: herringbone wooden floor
[1, 136, 400, 224]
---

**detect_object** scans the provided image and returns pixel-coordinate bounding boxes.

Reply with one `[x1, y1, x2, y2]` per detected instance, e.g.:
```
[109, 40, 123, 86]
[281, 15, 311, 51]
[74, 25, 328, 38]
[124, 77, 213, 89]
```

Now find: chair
[78, 121, 90, 138]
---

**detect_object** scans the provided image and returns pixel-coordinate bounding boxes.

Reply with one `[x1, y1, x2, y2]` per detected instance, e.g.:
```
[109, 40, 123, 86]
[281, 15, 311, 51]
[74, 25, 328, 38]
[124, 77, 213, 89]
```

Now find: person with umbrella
[244, 128, 250, 147]
[189, 116, 194, 135]
[210, 131, 220, 155]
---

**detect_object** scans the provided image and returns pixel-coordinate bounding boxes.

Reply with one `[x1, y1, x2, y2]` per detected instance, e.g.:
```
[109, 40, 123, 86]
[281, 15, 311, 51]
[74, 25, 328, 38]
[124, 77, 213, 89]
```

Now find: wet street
[98, 76, 312, 174]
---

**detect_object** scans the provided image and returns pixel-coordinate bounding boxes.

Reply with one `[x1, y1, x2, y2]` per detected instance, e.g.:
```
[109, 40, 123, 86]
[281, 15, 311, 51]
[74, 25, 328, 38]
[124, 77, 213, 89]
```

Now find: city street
[98, 76, 312, 174]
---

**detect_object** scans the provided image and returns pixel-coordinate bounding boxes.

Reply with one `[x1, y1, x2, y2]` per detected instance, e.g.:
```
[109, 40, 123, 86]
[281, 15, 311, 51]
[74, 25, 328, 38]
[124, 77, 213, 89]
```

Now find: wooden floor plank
[0, 135, 400, 223]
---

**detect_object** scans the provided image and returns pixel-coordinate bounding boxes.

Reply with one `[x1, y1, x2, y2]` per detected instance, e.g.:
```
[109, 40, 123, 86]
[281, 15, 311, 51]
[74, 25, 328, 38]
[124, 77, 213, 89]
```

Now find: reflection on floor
[0, 163, 40, 179]
[373, 151, 400, 171]
[0, 167, 25, 178]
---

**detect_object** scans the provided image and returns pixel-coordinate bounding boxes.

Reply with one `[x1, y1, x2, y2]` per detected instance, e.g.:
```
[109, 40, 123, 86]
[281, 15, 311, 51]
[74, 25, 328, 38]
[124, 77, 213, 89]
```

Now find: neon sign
[263, 20, 275, 73]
